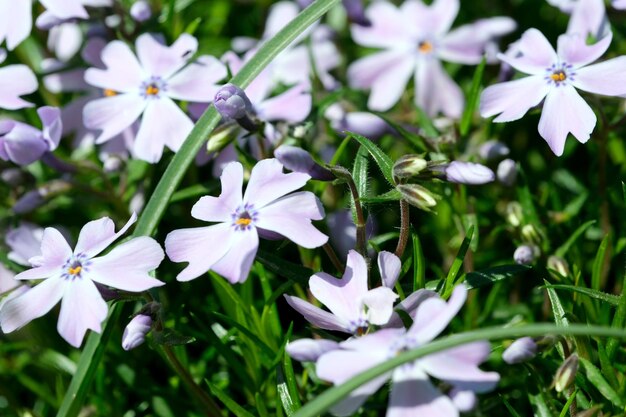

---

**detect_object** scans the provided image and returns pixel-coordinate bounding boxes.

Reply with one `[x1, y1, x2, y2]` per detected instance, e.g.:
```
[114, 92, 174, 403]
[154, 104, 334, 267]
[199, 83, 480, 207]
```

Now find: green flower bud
[506, 202, 523, 227]
[547, 255, 570, 279]
[554, 354, 578, 392]
[521, 224, 542, 245]
[206, 122, 241, 154]
[397, 184, 438, 211]
[393, 154, 428, 180]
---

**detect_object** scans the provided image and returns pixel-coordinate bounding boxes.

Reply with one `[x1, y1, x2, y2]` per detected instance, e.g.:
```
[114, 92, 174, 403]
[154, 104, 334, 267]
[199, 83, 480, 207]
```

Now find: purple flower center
[545, 62, 575, 87]
[231, 204, 258, 231]
[140, 76, 167, 99]
[62, 254, 91, 280]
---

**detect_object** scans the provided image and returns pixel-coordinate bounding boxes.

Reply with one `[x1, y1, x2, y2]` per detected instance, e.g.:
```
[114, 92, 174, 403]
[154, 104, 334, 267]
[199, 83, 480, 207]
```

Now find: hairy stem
[395, 199, 410, 258]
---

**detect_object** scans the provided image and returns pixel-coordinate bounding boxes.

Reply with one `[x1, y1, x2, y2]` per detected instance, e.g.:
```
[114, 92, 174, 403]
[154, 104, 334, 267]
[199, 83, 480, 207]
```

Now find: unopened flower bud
[554, 354, 578, 392]
[506, 202, 523, 227]
[449, 388, 477, 412]
[513, 245, 537, 265]
[214, 84, 258, 131]
[286, 338, 339, 362]
[497, 158, 517, 186]
[393, 154, 428, 180]
[13, 190, 45, 214]
[275, 146, 334, 181]
[343, 0, 370, 26]
[122, 314, 153, 351]
[327, 164, 353, 184]
[574, 405, 602, 417]
[441, 161, 495, 185]
[521, 224, 541, 245]
[503, 337, 537, 364]
[548, 255, 570, 278]
[397, 184, 438, 210]
[1, 168, 26, 186]
[130, 1, 152, 22]
[206, 122, 240, 154]
[479, 140, 510, 161]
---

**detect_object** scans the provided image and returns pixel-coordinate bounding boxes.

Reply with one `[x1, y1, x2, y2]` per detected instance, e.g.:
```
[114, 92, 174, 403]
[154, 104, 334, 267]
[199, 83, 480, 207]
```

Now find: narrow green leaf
[545, 279, 569, 358]
[412, 229, 425, 291]
[528, 392, 553, 417]
[501, 396, 524, 417]
[460, 57, 486, 136]
[361, 189, 402, 204]
[351, 146, 369, 221]
[277, 353, 301, 415]
[607, 272, 626, 359]
[555, 220, 596, 258]
[415, 106, 440, 138]
[348, 131, 395, 186]
[442, 226, 474, 298]
[591, 234, 610, 291]
[373, 113, 428, 152]
[256, 250, 312, 284]
[206, 381, 256, 417]
[597, 341, 620, 390]
[541, 284, 620, 306]
[464, 265, 530, 289]
[57, 2, 340, 414]
[558, 389, 578, 417]
[208, 311, 276, 359]
[579, 357, 624, 407]
[292, 324, 626, 417]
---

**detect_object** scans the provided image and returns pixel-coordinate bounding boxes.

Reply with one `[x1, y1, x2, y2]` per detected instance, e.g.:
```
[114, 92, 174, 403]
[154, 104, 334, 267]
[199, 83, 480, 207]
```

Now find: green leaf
[351, 146, 369, 221]
[545, 279, 569, 358]
[206, 381, 256, 417]
[591, 234, 610, 291]
[373, 113, 428, 152]
[256, 250, 312, 284]
[555, 220, 596, 258]
[558, 389, 578, 417]
[361, 189, 402, 204]
[415, 106, 440, 138]
[57, 2, 341, 415]
[412, 229, 425, 291]
[579, 357, 625, 407]
[442, 226, 474, 298]
[501, 396, 524, 417]
[152, 328, 196, 346]
[460, 57, 486, 136]
[607, 272, 626, 359]
[464, 265, 530, 289]
[348, 131, 395, 186]
[292, 324, 626, 417]
[277, 352, 301, 415]
[541, 284, 620, 306]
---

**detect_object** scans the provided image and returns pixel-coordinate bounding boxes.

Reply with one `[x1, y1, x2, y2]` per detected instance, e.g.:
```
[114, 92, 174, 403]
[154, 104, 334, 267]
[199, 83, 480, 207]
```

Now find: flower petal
[420, 341, 500, 393]
[497, 28, 557, 75]
[348, 50, 415, 112]
[388, 366, 459, 417]
[0, 0, 32, 50]
[35, 227, 72, 268]
[0, 122, 48, 165]
[255, 191, 328, 249]
[166, 55, 227, 102]
[133, 98, 193, 163]
[566, 0, 607, 39]
[362, 286, 399, 325]
[402, 0, 459, 37]
[40, 0, 88, 19]
[408, 284, 467, 343]
[309, 250, 368, 322]
[286, 338, 340, 362]
[379, 250, 401, 288]
[386, 289, 438, 328]
[84, 40, 145, 92]
[88, 237, 164, 291]
[415, 58, 464, 118]
[191, 162, 243, 223]
[480, 76, 549, 122]
[572, 56, 626, 96]
[83, 94, 146, 144]
[538, 85, 596, 156]
[243, 158, 310, 209]
[557, 32, 611, 69]
[57, 278, 108, 347]
[211, 227, 259, 284]
[136, 33, 198, 79]
[255, 83, 312, 123]
[0, 276, 64, 333]
[6, 223, 43, 266]
[350, 1, 414, 49]
[74, 213, 137, 258]
[283, 295, 350, 333]
[0, 65, 38, 109]
[165, 223, 234, 282]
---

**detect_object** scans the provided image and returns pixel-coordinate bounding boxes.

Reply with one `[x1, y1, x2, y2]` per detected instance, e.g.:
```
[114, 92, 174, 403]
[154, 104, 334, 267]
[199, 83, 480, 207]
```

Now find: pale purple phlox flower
[165, 159, 328, 284]
[547, 0, 609, 39]
[0, 51, 38, 110]
[83, 33, 227, 163]
[0, 213, 165, 347]
[480, 29, 626, 156]
[324, 103, 389, 139]
[348, 0, 516, 117]
[316, 285, 499, 417]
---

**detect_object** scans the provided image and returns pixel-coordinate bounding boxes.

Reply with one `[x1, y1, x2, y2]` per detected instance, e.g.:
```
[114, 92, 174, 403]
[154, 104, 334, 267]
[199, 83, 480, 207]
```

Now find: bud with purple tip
[274, 145, 334, 181]
[502, 337, 538, 364]
[343, 0, 370, 26]
[439, 161, 495, 185]
[214, 83, 258, 132]
[130, 1, 152, 22]
[513, 245, 537, 265]
[478, 140, 510, 161]
[122, 314, 153, 351]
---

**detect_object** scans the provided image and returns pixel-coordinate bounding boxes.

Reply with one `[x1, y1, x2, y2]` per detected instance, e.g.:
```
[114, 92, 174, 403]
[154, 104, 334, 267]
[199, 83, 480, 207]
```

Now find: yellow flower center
[145, 84, 160, 96]
[550, 71, 566, 82]
[104, 89, 117, 97]
[418, 41, 433, 53]
[235, 218, 252, 226]
[68, 266, 82, 275]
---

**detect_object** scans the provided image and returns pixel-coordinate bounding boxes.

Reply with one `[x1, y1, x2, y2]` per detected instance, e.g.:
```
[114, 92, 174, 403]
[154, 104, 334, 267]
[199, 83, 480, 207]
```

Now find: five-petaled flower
[348, 0, 515, 116]
[83, 33, 227, 163]
[480, 29, 626, 156]
[0, 213, 165, 347]
[165, 159, 328, 284]
[315, 285, 499, 417]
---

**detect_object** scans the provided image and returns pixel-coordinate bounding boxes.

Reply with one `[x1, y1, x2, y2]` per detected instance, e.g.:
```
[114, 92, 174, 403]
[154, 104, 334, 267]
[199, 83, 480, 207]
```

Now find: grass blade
[460, 57, 486, 136]
[442, 226, 474, 298]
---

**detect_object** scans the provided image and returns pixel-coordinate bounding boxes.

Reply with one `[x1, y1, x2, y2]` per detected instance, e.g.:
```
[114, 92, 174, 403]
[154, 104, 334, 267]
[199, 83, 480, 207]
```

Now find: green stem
[56, 1, 341, 416]
[292, 323, 626, 417]
[394, 199, 410, 258]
